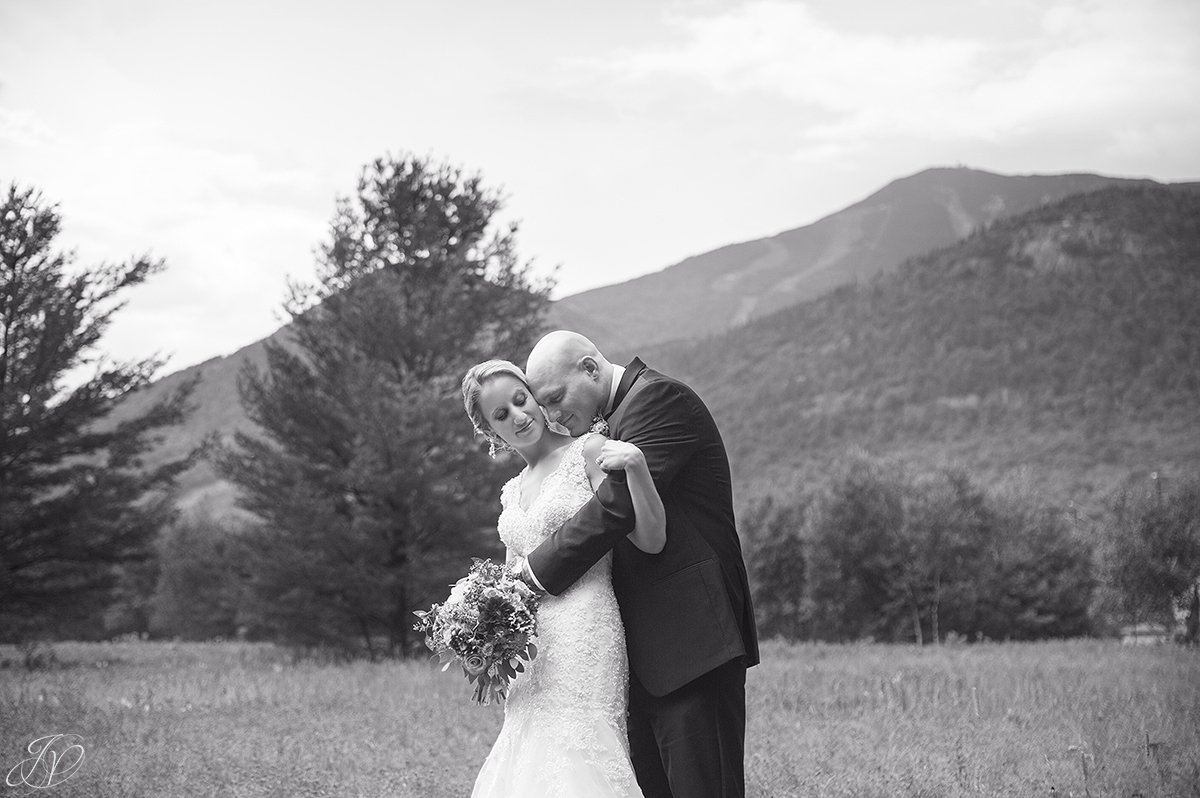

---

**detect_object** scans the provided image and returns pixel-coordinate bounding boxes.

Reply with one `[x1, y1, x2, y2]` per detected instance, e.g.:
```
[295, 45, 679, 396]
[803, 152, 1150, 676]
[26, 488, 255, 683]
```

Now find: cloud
[1, 112, 328, 368]
[597, 0, 1200, 159]
[0, 106, 60, 148]
[74, 128, 327, 364]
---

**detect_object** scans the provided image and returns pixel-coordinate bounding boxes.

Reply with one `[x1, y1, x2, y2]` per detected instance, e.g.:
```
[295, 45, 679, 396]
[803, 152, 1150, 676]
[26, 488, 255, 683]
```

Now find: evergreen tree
[0, 183, 196, 641]
[216, 154, 551, 657]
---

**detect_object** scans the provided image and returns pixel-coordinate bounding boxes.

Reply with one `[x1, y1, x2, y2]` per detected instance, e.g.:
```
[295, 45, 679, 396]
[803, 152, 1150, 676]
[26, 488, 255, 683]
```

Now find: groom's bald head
[525, 330, 614, 436]
[527, 330, 605, 376]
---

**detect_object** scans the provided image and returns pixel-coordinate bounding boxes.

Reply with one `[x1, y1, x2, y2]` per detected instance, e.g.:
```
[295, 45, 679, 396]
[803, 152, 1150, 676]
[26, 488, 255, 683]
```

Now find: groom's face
[529, 360, 605, 437]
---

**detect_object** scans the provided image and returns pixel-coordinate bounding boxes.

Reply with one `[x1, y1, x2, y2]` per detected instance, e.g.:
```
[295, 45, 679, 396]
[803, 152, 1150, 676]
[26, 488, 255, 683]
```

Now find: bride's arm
[582, 434, 666, 554]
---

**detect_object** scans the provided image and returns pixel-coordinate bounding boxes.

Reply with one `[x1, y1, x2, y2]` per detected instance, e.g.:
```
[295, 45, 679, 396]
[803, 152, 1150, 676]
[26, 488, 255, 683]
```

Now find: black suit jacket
[526, 358, 760, 696]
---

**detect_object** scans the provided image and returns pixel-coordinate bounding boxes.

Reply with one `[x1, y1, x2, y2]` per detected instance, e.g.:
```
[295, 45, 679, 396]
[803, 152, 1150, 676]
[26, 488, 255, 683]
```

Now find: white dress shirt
[604, 364, 626, 417]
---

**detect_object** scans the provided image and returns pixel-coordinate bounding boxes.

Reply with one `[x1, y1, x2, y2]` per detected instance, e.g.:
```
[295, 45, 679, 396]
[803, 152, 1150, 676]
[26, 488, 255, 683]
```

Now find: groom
[520, 330, 759, 798]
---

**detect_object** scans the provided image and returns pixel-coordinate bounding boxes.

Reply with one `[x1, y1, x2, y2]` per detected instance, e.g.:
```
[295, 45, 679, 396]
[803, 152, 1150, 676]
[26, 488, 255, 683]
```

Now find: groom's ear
[580, 356, 600, 379]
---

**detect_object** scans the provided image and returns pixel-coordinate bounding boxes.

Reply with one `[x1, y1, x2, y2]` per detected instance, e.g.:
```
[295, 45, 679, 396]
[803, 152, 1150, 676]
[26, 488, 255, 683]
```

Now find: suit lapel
[607, 357, 647, 420]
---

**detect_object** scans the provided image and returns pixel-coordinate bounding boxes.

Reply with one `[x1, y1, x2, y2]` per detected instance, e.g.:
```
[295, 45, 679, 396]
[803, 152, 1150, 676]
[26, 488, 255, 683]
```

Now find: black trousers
[627, 657, 747, 798]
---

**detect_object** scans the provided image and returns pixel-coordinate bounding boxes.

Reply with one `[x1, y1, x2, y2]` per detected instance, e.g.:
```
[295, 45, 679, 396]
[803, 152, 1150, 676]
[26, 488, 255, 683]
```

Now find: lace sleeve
[498, 473, 523, 562]
[499, 473, 520, 512]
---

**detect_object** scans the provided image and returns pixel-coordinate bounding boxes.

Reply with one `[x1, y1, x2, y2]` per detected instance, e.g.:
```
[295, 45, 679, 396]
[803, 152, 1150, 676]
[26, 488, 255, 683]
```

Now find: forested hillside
[652, 186, 1200, 511]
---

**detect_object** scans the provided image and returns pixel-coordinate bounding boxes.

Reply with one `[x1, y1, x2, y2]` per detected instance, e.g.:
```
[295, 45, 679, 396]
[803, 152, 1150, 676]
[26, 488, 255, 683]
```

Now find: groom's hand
[594, 440, 645, 472]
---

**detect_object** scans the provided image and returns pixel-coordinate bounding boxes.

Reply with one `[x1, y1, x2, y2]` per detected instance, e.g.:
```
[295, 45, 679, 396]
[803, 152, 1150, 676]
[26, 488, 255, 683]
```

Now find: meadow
[1, 639, 1197, 797]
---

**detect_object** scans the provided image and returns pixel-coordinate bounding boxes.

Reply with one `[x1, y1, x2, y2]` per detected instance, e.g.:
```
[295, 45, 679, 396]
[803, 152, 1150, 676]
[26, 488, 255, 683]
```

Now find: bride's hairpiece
[472, 421, 512, 459]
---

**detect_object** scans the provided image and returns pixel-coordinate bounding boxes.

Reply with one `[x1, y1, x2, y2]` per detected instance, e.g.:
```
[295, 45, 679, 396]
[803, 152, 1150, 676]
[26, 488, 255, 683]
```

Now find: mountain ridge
[550, 166, 1177, 360]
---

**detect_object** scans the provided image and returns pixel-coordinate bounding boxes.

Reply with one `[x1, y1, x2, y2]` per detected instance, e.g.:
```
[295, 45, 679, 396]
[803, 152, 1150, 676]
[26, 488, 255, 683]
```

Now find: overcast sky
[3, 0, 1198, 375]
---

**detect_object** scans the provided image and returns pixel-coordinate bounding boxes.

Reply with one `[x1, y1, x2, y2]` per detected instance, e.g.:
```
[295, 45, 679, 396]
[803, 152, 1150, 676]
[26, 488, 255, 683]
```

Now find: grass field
[1, 639, 1197, 797]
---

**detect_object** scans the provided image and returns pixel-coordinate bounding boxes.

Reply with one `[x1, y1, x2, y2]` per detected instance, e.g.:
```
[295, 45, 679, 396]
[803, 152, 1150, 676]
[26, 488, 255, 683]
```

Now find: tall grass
[745, 640, 1199, 797]
[1, 639, 1196, 797]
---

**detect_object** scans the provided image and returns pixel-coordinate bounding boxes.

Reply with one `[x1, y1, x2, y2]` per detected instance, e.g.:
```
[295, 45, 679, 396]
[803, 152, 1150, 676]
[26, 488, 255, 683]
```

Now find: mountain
[550, 167, 1166, 360]
[647, 185, 1200, 512]
[100, 167, 1197, 513]
[98, 334, 275, 515]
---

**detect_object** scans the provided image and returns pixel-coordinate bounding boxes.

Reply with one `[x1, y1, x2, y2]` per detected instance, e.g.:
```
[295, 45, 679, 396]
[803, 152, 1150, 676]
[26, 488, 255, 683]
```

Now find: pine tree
[216, 154, 551, 656]
[0, 183, 196, 640]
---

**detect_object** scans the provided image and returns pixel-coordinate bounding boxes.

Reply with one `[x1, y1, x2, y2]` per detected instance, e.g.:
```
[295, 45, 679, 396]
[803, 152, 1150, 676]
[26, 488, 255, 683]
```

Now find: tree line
[744, 453, 1200, 645]
[1, 154, 550, 654]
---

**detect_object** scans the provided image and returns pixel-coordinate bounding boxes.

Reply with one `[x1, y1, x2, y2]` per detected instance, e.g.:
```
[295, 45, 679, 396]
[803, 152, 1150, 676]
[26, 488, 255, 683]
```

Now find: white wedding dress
[471, 434, 644, 798]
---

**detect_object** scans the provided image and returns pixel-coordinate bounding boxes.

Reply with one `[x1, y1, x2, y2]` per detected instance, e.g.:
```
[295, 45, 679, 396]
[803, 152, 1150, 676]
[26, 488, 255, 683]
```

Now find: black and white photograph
[2, 0, 1199, 795]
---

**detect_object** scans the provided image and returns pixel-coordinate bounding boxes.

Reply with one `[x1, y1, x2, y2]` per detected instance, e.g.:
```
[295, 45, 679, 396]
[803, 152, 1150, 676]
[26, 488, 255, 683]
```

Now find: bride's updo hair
[462, 359, 531, 436]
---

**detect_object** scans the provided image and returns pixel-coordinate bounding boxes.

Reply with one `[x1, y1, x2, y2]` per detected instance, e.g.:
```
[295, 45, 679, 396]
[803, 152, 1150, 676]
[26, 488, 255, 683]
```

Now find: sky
[2, 0, 1198, 376]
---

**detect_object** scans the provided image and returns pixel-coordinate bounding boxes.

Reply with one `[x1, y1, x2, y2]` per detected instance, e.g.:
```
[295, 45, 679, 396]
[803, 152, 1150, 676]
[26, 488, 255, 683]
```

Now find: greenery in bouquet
[414, 558, 540, 705]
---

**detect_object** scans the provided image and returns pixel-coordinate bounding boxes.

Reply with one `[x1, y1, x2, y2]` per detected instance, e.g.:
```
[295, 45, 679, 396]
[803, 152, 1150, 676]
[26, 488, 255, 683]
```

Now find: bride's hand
[594, 440, 644, 472]
[505, 556, 545, 595]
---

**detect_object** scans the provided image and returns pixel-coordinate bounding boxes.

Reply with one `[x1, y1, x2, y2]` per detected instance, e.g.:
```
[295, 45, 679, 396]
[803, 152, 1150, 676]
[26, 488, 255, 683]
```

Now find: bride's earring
[488, 437, 498, 459]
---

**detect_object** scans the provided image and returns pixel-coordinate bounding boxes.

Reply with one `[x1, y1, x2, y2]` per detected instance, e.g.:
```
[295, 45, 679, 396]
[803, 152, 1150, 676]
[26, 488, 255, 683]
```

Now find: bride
[461, 359, 666, 798]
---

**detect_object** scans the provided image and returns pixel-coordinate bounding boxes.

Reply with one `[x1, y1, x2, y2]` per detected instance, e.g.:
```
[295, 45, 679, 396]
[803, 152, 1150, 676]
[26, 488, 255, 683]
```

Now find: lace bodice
[472, 433, 641, 797]
[498, 433, 600, 558]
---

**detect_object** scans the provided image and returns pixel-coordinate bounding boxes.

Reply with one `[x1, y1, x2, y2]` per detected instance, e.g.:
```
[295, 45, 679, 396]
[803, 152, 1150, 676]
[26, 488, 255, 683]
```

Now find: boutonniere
[589, 415, 609, 435]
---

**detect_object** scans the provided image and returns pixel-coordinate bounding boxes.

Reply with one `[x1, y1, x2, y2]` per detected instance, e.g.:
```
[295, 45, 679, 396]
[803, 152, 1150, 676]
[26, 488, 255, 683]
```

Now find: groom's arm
[524, 379, 702, 595]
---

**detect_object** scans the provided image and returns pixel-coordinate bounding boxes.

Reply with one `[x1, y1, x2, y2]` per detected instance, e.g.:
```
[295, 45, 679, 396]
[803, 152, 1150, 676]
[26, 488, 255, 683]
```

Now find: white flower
[447, 579, 470, 604]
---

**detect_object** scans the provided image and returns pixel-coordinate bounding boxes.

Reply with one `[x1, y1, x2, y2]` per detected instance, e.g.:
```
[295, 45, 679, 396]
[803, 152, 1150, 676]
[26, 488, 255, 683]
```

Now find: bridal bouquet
[413, 558, 540, 705]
